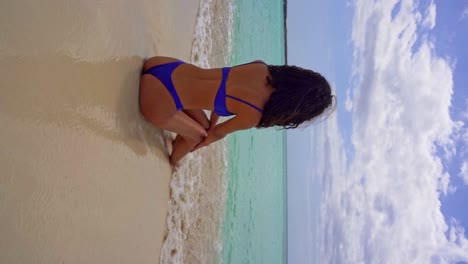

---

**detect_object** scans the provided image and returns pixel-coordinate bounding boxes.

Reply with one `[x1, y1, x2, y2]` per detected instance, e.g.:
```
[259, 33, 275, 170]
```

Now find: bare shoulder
[142, 56, 183, 71]
[236, 107, 263, 127]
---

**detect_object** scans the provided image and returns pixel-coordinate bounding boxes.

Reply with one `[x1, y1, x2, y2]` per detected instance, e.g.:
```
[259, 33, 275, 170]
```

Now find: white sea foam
[160, 142, 228, 264]
[160, 0, 234, 263]
[190, 0, 234, 68]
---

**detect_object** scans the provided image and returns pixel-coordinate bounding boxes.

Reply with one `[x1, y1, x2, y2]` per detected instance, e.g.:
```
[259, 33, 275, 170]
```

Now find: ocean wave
[160, 0, 234, 263]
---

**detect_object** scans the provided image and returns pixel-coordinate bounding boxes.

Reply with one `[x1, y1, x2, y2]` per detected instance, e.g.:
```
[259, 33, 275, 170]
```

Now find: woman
[139, 56, 334, 166]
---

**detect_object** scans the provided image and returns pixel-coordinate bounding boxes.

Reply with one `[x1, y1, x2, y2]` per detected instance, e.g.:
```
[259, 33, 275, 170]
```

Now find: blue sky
[287, 0, 468, 263]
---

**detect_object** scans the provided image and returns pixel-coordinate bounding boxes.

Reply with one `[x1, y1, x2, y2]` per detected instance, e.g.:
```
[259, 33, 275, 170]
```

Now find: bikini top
[214, 61, 266, 117]
[143, 60, 266, 116]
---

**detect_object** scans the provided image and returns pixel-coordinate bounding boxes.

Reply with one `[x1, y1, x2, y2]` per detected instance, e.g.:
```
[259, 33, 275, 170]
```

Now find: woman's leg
[139, 75, 207, 166]
[165, 111, 211, 166]
[170, 134, 198, 166]
[183, 109, 210, 129]
[159, 111, 207, 166]
[142, 109, 207, 166]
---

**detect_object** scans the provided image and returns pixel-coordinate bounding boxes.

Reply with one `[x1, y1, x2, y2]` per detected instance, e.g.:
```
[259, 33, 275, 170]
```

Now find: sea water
[223, 1, 286, 264]
[160, 0, 286, 263]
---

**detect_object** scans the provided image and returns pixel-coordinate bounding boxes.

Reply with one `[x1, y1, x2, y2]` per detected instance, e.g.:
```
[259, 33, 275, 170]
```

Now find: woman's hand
[192, 129, 225, 151]
[209, 111, 220, 130]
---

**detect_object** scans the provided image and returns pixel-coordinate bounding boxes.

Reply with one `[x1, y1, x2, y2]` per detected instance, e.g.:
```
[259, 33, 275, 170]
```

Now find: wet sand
[0, 0, 199, 263]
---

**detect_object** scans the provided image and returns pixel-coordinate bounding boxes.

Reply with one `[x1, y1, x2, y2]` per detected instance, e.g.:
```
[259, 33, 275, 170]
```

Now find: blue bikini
[143, 61, 185, 111]
[142, 61, 265, 116]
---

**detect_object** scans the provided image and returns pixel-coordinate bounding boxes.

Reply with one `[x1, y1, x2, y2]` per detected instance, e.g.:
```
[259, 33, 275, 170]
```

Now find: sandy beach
[0, 1, 199, 263]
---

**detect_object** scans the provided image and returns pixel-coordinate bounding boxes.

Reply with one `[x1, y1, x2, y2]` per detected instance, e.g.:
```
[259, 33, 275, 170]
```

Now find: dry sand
[0, 0, 199, 263]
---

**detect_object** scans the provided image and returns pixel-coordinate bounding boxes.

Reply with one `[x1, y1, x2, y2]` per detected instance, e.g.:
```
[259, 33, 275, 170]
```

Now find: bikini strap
[226, 95, 264, 113]
[224, 61, 265, 113]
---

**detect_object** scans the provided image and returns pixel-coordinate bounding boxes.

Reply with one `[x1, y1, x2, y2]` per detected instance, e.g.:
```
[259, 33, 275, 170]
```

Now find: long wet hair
[258, 65, 335, 129]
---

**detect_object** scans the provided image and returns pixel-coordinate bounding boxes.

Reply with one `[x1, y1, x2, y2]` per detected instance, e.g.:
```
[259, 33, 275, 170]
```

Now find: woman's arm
[209, 111, 220, 129]
[193, 114, 259, 151]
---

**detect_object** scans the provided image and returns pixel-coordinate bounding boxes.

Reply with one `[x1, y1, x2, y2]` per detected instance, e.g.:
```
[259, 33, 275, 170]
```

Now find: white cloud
[463, 99, 468, 120]
[315, 0, 468, 263]
[460, 162, 468, 185]
[422, 1, 437, 29]
[458, 100, 468, 159]
[460, 8, 468, 22]
[345, 88, 353, 111]
[440, 172, 457, 195]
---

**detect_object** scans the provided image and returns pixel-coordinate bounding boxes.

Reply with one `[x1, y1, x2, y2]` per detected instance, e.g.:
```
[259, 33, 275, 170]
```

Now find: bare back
[142, 56, 274, 119]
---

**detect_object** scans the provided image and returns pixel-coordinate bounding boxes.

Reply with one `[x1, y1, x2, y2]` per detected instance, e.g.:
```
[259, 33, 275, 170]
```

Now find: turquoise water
[222, 0, 286, 263]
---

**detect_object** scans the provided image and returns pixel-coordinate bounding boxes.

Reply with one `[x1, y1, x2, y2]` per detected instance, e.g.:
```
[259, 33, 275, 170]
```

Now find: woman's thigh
[139, 77, 206, 141]
[158, 111, 207, 141]
[139, 74, 174, 114]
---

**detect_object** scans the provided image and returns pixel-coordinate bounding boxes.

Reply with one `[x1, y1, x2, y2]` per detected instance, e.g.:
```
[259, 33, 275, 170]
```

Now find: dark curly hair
[257, 65, 335, 129]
